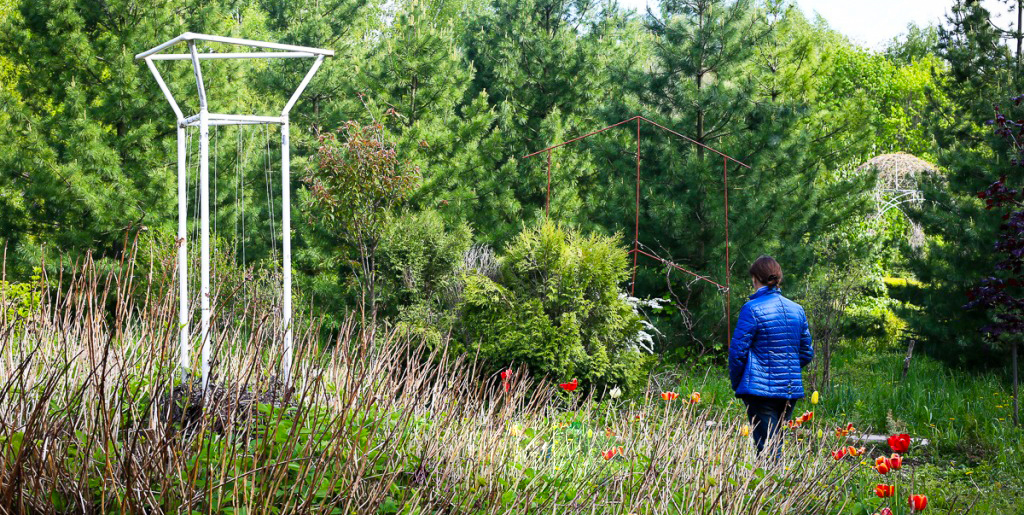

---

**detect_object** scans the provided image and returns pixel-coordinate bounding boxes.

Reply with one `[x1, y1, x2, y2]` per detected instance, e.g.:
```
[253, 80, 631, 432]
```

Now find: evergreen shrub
[456, 221, 651, 392]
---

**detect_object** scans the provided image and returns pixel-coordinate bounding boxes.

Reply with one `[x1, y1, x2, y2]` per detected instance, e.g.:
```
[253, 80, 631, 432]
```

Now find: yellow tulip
[740, 424, 750, 437]
[811, 391, 820, 405]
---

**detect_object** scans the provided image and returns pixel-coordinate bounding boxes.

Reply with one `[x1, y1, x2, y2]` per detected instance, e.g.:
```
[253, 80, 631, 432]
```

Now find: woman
[729, 255, 813, 456]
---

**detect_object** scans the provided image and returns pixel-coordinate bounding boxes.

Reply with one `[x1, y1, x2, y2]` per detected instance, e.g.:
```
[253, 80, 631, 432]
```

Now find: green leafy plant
[457, 221, 651, 392]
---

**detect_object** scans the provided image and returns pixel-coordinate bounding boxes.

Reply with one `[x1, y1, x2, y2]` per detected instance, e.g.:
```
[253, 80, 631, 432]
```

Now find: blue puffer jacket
[729, 286, 813, 399]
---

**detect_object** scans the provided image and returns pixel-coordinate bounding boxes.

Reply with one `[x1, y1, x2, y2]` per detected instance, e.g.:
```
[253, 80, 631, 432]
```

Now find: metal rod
[199, 108, 211, 390]
[638, 116, 750, 168]
[186, 33, 334, 56]
[136, 32, 334, 59]
[724, 156, 731, 350]
[281, 119, 294, 384]
[189, 42, 208, 111]
[283, 55, 326, 115]
[177, 125, 189, 381]
[150, 51, 318, 61]
[145, 58, 184, 120]
[522, 116, 639, 159]
[546, 150, 551, 216]
[135, 33, 190, 59]
[631, 248, 727, 290]
[183, 118, 286, 127]
[631, 117, 640, 296]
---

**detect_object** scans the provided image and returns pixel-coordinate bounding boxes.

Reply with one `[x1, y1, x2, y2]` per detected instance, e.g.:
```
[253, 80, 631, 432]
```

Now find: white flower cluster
[619, 293, 664, 354]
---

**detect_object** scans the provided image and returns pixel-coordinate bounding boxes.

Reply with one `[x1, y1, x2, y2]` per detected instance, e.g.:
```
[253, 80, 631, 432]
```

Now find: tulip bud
[811, 391, 820, 404]
[740, 424, 750, 437]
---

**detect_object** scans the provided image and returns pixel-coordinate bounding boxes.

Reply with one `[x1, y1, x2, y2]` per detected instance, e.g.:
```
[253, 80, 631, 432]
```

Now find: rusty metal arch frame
[522, 115, 750, 349]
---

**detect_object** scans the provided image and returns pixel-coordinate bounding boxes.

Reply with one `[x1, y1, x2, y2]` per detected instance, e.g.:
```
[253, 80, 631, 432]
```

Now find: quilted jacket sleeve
[799, 310, 813, 368]
[729, 304, 757, 390]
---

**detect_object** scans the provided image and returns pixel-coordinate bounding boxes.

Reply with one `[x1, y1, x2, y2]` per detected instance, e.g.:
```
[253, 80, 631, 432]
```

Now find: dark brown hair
[749, 255, 783, 288]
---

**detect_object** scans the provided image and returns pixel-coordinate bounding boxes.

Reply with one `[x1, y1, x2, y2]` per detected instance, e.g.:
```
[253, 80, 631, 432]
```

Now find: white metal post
[281, 119, 293, 382]
[177, 125, 189, 381]
[191, 41, 212, 390]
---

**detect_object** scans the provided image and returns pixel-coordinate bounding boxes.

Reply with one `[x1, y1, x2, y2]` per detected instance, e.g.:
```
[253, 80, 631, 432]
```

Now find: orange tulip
[835, 423, 856, 437]
[875, 484, 895, 498]
[661, 391, 679, 401]
[560, 378, 578, 392]
[799, 411, 814, 423]
[908, 494, 928, 511]
[888, 453, 903, 470]
[846, 446, 865, 457]
[689, 392, 701, 404]
[875, 461, 890, 475]
[605, 427, 616, 437]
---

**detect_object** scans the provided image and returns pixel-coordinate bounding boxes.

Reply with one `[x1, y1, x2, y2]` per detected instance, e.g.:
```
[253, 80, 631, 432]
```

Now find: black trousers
[741, 395, 796, 457]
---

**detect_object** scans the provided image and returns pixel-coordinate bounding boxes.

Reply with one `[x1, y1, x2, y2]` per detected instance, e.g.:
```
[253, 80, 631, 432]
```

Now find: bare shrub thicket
[0, 251, 855, 514]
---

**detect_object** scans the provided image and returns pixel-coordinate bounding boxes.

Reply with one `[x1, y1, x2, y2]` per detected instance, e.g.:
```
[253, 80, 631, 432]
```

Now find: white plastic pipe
[281, 119, 293, 383]
[191, 41, 211, 389]
[177, 125, 190, 381]
[150, 52, 318, 60]
[199, 108, 211, 390]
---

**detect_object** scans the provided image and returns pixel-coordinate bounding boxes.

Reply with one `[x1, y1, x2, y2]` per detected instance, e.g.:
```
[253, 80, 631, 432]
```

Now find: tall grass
[0, 253, 858, 514]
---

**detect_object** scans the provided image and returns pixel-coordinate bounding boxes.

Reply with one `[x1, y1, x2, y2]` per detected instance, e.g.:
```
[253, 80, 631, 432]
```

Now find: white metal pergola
[136, 33, 333, 388]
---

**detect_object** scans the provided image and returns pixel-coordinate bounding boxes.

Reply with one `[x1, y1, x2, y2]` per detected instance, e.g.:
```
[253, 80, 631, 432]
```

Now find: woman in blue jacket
[729, 255, 813, 456]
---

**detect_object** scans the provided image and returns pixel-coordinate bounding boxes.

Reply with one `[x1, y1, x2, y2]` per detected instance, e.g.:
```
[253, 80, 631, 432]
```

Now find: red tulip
[875, 461, 890, 475]
[831, 449, 847, 460]
[888, 433, 911, 453]
[601, 446, 625, 460]
[888, 453, 903, 470]
[799, 411, 814, 423]
[661, 391, 679, 401]
[560, 378, 578, 392]
[877, 508, 893, 515]
[908, 494, 928, 511]
[500, 369, 512, 381]
[875, 484, 895, 498]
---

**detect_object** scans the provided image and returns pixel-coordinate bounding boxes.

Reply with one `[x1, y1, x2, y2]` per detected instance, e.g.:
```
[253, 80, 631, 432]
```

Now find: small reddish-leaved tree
[305, 120, 419, 320]
[965, 95, 1024, 426]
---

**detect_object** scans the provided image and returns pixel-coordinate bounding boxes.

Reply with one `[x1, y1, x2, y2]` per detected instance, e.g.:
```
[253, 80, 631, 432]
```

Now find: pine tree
[582, 1, 873, 354]
[908, 0, 1021, 364]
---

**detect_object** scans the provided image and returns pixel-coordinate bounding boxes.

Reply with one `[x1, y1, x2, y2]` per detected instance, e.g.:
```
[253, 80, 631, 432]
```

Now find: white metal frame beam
[138, 33, 331, 389]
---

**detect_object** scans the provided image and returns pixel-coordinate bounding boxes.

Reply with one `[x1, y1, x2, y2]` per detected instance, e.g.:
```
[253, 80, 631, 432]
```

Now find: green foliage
[305, 121, 420, 316]
[457, 221, 650, 391]
[0, 266, 43, 324]
[378, 209, 472, 345]
[906, 0, 1021, 365]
